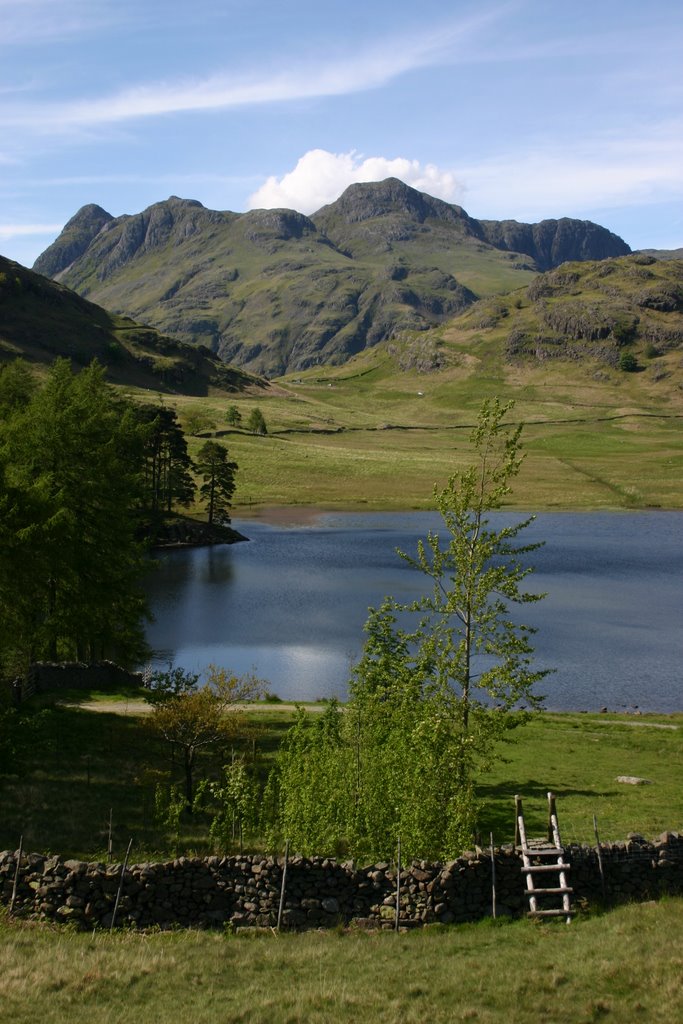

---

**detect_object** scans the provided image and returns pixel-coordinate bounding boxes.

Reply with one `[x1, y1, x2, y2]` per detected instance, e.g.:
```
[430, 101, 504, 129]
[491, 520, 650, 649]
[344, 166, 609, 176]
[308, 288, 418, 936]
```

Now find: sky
[1, 0, 682, 268]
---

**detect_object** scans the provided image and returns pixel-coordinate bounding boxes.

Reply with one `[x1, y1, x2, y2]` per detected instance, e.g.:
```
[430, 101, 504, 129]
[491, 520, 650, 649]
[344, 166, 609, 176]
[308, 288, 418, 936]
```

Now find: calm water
[143, 511, 683, 712]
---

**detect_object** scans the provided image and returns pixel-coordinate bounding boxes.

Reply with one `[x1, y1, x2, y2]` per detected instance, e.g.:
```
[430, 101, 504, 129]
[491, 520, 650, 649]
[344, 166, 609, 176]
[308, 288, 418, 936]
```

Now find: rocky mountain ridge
[34, 179, 631, 376]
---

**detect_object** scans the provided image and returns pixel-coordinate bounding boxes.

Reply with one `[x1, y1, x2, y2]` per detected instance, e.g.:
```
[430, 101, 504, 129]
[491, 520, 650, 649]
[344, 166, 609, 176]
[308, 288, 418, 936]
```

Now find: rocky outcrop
[33, 204, 113, 277]
[478, 217, 631, 271]
[2, 832, 681, 932]
[150, 517, 247, 549]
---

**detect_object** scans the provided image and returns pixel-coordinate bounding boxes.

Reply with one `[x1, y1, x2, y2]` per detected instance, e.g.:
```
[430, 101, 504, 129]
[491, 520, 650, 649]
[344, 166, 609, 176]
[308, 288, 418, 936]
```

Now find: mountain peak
[33, 203, 113, 277]
[314, 177, 469, 227]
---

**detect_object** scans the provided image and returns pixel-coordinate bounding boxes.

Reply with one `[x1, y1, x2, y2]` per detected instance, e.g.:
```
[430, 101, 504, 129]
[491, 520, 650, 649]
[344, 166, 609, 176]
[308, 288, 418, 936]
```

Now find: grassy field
[2, 698, 681, 1022]
[2, 898, 682, 1023]
[125, 318, 683, 513]
[1, 696, 680, 861]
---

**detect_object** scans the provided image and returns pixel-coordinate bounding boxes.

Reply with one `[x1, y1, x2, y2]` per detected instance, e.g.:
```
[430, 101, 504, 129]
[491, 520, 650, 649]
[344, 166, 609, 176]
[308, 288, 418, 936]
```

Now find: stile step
[521, 863, 571, 873]
[528, 913, 577, 921]
[525, 887, 573, 896]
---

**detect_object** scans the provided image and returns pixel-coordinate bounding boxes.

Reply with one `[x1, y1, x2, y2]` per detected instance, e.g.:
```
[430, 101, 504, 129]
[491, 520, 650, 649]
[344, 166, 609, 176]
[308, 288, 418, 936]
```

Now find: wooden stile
[515, 792, 574, 923]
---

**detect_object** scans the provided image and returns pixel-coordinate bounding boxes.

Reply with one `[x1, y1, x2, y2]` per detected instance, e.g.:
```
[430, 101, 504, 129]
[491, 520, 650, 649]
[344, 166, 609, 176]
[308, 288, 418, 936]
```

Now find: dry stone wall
[21, 661, 142, 701]
[2, 832, 682, 931]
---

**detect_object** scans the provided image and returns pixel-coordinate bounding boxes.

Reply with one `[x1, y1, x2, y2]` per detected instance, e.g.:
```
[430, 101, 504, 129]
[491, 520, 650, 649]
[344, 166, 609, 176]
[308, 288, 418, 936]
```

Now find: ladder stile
[515, 791, 574, 924]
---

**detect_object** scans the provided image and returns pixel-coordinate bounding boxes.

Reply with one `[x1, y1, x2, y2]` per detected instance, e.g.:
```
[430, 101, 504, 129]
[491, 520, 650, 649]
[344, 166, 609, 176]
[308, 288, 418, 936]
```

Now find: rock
[616, 776, 652, 785]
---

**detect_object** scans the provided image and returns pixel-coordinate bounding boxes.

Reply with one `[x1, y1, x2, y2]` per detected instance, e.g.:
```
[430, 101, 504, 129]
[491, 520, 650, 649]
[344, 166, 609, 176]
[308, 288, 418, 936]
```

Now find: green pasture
[2, 898, 682, 1023]
[137, 320, 683, 512]
[1, 697, 680, 862]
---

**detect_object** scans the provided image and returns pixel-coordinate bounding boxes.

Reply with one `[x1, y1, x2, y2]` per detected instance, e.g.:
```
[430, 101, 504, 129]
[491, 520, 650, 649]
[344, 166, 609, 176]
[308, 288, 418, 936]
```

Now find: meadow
[134, 329, 683, 515]
[1, 696, 680, 861]
[2, 898, 682, 1023]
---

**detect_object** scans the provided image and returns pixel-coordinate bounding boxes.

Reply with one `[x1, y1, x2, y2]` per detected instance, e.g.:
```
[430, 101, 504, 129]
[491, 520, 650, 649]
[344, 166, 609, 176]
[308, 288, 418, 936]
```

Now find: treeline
[0, 358, 237, 676]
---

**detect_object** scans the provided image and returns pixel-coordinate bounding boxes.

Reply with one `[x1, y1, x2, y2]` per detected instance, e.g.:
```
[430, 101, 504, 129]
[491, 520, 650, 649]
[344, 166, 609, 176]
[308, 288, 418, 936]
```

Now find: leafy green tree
[183, 409, 216, 436]
[247, 407, 267, 435]
[145, 665, 263, 811]
[396, 397, 547, 740]
[0, 359, 150, 667]
[144, 666, 200, 705]
[270, 399, 547, 860]
[619, 351, 638, 372]
[196, 441, 238, 525]
[225, 405, 242, 427]
[198, 757, 260, 853]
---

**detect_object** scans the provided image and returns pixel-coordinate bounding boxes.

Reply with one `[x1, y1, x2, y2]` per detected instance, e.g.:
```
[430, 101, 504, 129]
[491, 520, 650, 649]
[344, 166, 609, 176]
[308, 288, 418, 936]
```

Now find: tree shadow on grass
[476, 778, 603, 845]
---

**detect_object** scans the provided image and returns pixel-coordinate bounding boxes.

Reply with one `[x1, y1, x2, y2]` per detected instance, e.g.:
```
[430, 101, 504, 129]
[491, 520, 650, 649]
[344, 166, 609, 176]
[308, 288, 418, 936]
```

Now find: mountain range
[34, 178, 631, 377]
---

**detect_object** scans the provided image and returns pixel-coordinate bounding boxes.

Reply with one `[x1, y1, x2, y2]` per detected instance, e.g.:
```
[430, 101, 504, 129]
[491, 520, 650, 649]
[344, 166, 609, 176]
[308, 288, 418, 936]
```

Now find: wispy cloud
[458, 120, 683, 221]
[0, 10, 505, 132]
[0, 0, 119, 46]
[0, 223, 65, 240]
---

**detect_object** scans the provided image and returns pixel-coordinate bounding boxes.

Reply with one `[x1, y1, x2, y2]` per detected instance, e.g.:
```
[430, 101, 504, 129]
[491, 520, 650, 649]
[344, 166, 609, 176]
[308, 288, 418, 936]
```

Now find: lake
[143, 510, 683, 712]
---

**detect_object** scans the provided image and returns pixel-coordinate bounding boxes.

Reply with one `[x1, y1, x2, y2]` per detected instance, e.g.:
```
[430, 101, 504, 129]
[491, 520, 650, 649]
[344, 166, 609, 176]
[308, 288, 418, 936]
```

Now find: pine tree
[135, 404, 195, 516]
[196, 441, 238, 525]
[0, 359, 150, 667]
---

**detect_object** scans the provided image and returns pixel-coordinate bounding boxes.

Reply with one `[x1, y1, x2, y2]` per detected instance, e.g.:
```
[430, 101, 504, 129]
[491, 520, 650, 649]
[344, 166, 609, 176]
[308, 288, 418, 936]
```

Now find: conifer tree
[0, 359, 150, 668]
[196, 441, 238, 525]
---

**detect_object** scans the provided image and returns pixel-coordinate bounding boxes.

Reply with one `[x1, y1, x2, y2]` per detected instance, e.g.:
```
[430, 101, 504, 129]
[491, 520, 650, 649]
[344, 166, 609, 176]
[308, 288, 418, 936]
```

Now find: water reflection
[143, 511, 683, 712]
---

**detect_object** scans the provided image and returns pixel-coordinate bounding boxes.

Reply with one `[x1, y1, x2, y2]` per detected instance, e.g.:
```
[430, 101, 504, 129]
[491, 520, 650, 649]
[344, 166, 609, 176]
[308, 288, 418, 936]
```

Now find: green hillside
[0, 256, 259, 395]
[163, 255, 683, 512]
[4, 246, 681, 510]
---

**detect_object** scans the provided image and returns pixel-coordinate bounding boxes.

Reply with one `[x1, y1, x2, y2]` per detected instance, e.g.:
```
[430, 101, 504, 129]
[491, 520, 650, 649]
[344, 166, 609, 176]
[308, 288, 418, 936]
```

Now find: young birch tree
[396, 397, 548, 762]
[270, 399, 548, 861]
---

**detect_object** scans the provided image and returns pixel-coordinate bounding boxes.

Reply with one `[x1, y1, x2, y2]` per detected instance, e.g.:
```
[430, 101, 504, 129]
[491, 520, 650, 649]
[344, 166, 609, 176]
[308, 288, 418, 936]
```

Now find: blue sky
[2, 0, 682, 268]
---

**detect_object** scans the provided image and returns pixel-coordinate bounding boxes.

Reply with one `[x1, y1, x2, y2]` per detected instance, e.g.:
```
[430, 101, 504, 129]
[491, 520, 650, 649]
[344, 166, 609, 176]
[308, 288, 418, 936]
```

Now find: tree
[0, 359, 150, 668]
[198, 757, 260, 853]
[184, 409, 216, 436]
[395, 397, 547, 740]
[619, 351, 638, 372]
[225, 405, 242, 427]
[135, 404, 195, 516]
[270, 399, 548, 860]
[145, 665, 263, 811]
[247, 407, 267, 435]
[195, 441, 238, 525]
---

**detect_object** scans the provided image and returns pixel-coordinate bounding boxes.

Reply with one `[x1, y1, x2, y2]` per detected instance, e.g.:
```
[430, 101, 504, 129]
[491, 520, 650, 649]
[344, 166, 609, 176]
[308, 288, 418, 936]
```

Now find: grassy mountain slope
[35, 180, 630, 377]
[166, 255, 683, 512]
[0, 255, 259, 395]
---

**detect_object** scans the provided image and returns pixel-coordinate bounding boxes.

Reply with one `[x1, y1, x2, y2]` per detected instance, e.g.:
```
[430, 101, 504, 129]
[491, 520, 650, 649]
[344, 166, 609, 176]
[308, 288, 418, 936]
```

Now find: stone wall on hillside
[1, 832, 681, 931]
[20, 661, 143, 701]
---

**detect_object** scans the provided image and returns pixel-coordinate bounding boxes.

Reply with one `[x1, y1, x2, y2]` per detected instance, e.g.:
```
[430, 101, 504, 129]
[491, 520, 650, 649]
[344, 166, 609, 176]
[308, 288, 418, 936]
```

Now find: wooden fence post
[110, 838, 133, 931]
[276, 841, 289, 932]
[8, 836, 23, 917]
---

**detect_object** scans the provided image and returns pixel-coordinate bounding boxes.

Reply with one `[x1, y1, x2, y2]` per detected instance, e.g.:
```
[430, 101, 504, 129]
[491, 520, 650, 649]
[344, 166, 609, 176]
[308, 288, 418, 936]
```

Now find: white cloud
[248, 150, 462, 214]
[0, 0, 116, 46]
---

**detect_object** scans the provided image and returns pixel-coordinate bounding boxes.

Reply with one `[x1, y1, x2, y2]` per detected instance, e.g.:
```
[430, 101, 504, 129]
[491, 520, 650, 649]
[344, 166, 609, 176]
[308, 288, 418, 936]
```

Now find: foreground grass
[2, 899, 682, 1023]
[1, 699, 681, 860]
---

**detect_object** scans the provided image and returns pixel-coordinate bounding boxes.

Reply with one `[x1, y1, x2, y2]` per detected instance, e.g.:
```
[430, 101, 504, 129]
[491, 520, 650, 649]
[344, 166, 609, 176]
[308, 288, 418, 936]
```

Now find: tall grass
[1, 899, 682, 1023]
